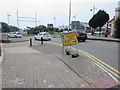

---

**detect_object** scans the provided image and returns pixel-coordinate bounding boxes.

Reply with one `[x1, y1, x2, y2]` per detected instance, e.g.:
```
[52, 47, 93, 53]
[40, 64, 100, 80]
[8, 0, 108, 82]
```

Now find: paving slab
[2, 40, 119, 89]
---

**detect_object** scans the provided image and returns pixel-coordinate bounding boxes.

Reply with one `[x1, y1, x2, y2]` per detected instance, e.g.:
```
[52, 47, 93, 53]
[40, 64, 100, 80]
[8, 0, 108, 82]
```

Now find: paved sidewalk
[2, 41, 119, 88]
[52, 34, 120, 42]
[87, 34, 120, 42]
[0, 57, 2, 90]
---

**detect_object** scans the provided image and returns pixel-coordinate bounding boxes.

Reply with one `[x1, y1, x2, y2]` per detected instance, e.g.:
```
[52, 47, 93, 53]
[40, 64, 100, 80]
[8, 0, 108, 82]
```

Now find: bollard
[41, 37, 43, 44]
[30, 38, 32, 46]
[0, 44, 1, 56]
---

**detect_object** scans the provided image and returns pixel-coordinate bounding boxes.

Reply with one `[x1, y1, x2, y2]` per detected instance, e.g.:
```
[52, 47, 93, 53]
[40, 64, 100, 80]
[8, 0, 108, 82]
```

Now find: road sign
[61, 32, 78, 46]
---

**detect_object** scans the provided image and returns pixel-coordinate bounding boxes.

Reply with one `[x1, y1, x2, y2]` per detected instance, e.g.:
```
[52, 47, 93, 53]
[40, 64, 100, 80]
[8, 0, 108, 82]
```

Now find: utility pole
[35, 12, 37, 27]
[73, 14, 76, 21]
[69, 0, 71, 31]
[90, 6, 96, 35]
[17, 10, 19, 28]
[38, 19, 41, 25]
[54, 17, 56, 32]
[7, 13, 10, 24]
[93, 6, 96, 16]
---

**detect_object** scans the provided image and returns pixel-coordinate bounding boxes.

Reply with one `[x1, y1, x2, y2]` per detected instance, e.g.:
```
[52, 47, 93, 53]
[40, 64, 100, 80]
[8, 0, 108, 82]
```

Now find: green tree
[1, 22, 20, 32]
[1, 22, 10, 32]
[35, 25, 46, 33]
[46, 27, 54, 32]
[9, 25, 19, 32]
[114, 17, 120, 38]
[28, 25, 46, 34]
[89, 10, 109, 36]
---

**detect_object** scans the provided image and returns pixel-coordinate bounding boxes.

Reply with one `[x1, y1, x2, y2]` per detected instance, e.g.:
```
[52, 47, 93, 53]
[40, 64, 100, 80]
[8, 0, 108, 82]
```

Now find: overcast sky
[0, 0, 119, 29]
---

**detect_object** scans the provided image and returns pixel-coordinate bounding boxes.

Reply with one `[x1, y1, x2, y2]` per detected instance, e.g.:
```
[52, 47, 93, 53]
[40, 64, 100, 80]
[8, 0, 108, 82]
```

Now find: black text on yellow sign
[61, 32, 79, 46]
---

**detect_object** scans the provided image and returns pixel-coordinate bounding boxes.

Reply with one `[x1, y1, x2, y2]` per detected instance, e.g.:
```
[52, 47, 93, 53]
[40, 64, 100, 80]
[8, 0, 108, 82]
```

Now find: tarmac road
[51, 38, 119, 80]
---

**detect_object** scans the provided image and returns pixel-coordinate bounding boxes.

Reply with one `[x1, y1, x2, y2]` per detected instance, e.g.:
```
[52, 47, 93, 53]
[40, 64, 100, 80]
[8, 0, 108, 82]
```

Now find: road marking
[46, 42, 120, 79]
[95, 63, 119, 84]
[77, 49, 120, 74]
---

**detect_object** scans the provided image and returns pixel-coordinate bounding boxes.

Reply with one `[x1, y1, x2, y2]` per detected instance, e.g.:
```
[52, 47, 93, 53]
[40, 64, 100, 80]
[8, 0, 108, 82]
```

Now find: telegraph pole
[93, 6, 95, 16]
[7, 13, 10, 24]
[69, 0, 71, 31]
[90, 6, 96, 35]
[54, 17, 56, 32]
[73, 14, 76, 21]
[17, 10, 19, 28]
[35, 12, 37, 27]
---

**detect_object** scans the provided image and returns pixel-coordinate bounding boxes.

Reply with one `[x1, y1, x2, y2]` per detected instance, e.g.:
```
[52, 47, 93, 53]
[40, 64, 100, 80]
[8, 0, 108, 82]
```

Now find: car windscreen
[44, 33, 50, 35]
[13, 33, 16, 34]
[38, 34, 43, 36]
[17, 33, 21, 35]
[78, 30, 86, 34]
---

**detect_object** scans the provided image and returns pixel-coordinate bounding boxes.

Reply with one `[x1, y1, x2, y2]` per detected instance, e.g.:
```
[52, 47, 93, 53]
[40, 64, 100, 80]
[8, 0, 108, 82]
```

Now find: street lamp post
[90, 6, 97, 35]
[73, 14, 76, 21]
[7, 13, 10, 24]
[54, 17, 56, 32]
[69, 0, 71, 31]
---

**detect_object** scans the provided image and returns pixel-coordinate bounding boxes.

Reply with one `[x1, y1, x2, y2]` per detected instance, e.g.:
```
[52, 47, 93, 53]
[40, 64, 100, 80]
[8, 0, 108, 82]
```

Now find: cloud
[0, 0, 119, 28]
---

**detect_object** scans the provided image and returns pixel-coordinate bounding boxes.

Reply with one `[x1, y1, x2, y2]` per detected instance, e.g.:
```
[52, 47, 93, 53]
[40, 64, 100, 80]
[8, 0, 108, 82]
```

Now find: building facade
[115, 1, 120, 19]
[71, 21, 80, 29]
[109, 1, 120, 36]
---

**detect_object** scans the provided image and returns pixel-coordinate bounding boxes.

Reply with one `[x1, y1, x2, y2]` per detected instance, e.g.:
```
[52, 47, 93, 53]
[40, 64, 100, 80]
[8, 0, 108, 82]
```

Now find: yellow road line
[71, 46, 120, 74]
[78, 49, 120, 74]
[84, 53, 120, 79]
[47, 42, 120, 78]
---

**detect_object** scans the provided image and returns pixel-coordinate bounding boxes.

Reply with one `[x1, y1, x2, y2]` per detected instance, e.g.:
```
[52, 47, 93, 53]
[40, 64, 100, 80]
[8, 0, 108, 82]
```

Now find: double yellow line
[47, 42, 120, 79]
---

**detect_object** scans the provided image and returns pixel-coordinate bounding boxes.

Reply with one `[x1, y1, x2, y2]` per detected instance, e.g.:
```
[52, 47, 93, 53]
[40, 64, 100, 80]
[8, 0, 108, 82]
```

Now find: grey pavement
[9, 37, 29, 43]
[1, 40, 119, 88]
[0, 57, 2, 90]
[52, 33, 120, 42]
[87, 34, 120, 42]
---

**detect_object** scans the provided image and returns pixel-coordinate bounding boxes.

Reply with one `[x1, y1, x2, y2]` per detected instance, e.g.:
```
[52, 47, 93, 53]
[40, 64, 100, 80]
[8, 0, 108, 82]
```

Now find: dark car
[70, 30, 87, 42]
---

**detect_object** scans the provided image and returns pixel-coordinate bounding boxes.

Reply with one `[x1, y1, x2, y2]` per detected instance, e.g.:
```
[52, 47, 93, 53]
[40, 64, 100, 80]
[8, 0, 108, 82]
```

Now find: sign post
[0, 23, 2, 56]
[61, 32, 78, 46]
[61, 32, 79, 58]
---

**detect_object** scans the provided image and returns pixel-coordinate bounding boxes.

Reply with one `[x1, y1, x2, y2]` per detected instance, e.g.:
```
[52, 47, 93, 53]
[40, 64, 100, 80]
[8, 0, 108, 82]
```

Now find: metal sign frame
[61, 32, 78, 46]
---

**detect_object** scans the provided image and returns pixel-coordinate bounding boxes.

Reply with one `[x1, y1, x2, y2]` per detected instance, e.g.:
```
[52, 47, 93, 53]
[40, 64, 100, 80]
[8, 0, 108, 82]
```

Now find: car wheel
[48, 39, 51, 41]
[35, 37, 37, 40]
[82, 39, 86, 42]
[15, 36, 17, 38]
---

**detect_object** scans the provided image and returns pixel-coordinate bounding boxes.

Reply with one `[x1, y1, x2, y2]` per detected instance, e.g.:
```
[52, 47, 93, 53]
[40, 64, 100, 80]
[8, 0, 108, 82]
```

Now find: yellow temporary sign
[61, 32, 78, 46]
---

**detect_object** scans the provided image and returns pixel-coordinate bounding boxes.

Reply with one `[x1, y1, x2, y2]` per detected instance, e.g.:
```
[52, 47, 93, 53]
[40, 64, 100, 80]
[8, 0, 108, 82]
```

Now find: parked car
[8, 32, 22, 38]
[70, 30, 87, 42]
[94, 31, 101, 34]
[1, 33, 11, 43]
[62, 31, 69, 34]
[34, 32, 51, 41]
[94, 31, 106, 35]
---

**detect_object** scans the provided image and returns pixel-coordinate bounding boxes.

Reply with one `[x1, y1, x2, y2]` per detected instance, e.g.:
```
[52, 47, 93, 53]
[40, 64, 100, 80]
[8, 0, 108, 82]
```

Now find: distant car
[94, 31, 105, 35]
[1, 33, 9, 40]
[62, 31, 69, 34]
[70, 30, 87, 42]
[34, 32, 51, 41]
[8, 32, 22, 38]
[101, 31, 105, 34]
[94, 31, 101, 34]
